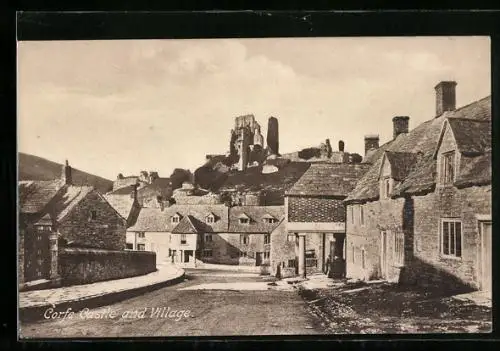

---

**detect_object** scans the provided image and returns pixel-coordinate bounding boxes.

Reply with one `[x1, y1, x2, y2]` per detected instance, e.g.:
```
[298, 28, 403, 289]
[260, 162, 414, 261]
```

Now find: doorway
[479, 221, 492, 292]
[380, 230, 388, 279]
[256, 252, 262, 266]
[184, 250, 193, 263]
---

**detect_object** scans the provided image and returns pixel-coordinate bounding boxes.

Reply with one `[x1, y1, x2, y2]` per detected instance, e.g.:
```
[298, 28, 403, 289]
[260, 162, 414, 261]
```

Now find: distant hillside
[18, 152, 113, 193]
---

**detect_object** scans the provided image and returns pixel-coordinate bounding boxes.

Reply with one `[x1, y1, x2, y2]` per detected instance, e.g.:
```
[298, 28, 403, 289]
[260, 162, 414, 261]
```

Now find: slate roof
[285, 163, 371, 197]
[55, 186, 95, 222]
[171, 215, 202, 234]
[108, 185, 136, 196]
[445, 118, 491, 155]
[346, 95, 491, 203]
[455, 150, 492, 188]
[164, 204, 229, 232]
[228, 206, 284, 233]
[19, 180, 64, 213]
[383, 152, 419, 181]
[127, 208, 170, 232]
[103, 193, 136, 220]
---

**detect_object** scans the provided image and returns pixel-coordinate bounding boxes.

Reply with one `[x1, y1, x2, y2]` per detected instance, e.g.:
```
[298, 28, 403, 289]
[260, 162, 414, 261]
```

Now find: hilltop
[18, 152, 113, 193]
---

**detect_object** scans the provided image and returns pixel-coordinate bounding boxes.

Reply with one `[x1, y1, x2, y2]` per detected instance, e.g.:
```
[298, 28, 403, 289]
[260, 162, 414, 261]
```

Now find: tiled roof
[383, 152, 419, 181]
[55, 186, 94, 222]
[127, 208, 170, 232]
[103, 193, 136, 220]
[164, 204, 229, 232]
[446, 118, 491, 155]
[171, 215, 201, 234]
[286, 163, 371, 197]
[228, 206, 284, 233]
[19, 180, 64, 213]
[346, 95, 491, 202]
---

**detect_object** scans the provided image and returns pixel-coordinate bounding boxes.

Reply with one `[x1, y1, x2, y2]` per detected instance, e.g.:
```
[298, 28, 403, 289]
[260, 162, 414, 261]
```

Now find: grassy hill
[18, 152, 113, 193]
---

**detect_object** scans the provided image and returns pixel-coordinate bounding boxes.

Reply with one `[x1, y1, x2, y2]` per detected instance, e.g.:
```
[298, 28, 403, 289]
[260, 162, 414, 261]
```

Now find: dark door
[256, 252, 262, 266]
[24, 226, 50, 281]
[184, 250, 193, 263]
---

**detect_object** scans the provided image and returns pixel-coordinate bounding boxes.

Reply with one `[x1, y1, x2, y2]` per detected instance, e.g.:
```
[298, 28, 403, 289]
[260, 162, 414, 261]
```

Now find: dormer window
[171, 213, 181, 223]
[238, 213, 251, 225]
[262, 214, 277, 224]
[382, 177, 392, 199]
[206, 213, 216, 224]
[440, 151, 456, 185]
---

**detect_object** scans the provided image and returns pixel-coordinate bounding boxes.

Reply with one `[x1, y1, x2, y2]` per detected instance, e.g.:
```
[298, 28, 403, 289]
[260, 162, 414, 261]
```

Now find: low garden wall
[58, 247, 156, 286]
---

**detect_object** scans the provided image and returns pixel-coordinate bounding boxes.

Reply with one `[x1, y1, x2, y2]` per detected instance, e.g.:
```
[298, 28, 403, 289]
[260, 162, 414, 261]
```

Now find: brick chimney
[61, 159, 72, 185]
[364, 135, 379, 156]
[435, 81, 457, 117]
[392, 116, 410, 139]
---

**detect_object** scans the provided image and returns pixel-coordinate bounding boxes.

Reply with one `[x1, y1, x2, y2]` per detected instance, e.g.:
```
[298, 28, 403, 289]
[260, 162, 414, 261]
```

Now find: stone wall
[58, 247, 156, 285]
[288, 197, 345, 222]
[270, 220, 295, 275]
[406, 185, 491, 290]
[200, 232, 269, 266]
[59, 191, 127, 251]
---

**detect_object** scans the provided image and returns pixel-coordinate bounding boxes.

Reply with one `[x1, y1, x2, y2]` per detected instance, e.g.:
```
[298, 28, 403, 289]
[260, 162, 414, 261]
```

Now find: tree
[169, 168, 193, 190]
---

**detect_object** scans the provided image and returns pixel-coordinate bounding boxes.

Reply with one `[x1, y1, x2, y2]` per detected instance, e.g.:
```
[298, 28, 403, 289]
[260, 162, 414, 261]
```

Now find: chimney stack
[338, 140, 345, 152]
[61, 159, 72, 185]
[364, 135, 379, 156]
[435, 81, 457, 117]
[392, 116, 410, 139]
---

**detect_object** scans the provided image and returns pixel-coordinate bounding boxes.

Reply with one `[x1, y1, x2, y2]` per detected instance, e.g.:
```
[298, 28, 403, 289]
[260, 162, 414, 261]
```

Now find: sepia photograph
[17, 36, 491, 337]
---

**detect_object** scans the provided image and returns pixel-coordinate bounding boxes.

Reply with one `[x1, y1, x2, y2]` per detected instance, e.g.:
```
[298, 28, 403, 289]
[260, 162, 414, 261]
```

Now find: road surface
[20, 269, 328, 338]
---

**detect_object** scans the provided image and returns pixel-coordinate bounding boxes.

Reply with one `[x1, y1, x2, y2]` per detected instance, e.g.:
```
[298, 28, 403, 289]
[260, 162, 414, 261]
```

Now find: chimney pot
[364, 135, 379, 156]
[392, 116, 410, 139]
[435, 81, 457, 117]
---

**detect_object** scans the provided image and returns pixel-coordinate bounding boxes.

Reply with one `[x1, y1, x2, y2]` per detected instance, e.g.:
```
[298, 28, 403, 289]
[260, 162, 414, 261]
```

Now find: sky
[18, 37, 490, 180]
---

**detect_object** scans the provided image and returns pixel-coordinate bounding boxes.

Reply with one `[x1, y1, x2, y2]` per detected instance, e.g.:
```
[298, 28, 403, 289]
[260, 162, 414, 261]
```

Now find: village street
[19, 269, 328, 338]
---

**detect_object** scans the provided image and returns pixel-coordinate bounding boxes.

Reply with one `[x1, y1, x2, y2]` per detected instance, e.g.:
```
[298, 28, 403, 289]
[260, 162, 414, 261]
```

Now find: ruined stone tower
[267, 117, 279, 156]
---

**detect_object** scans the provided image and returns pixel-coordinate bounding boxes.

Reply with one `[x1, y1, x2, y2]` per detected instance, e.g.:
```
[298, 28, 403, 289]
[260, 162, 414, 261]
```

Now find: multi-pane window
[206, 216, 215, 224]
[383, 177, 391, 198]
[264, 234, 270, 244]
[264, 251, 270, 259]
[126, 243, 133, 250]
[287, 234, 295, 242]
[441, 219, 462, 257]
[171, 215, 180, 223]
[288, 259, 296, 268]
[137, 232, 145, 238]
[394, 232, 404, 266]
[90, 210, 97, 220]
[240, 251, 248, 258]
[440, 151, 456, 185]
[180, 234, 187, 245]
[137, 244, 145, 251]
[203, 249, 213, 257]
[240, 234, 249, 245]
[204, 234, 213, 242]
[239, 218, 249, 224]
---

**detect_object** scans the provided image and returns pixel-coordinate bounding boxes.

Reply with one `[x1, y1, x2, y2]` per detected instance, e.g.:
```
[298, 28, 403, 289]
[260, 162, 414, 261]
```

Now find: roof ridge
[452, 95, 491, 114]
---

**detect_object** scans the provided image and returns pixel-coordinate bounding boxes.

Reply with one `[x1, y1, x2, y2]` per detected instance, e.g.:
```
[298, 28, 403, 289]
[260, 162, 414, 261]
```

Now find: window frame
[204, 233, 213, 242]
[180, 234, 187, 245]
[240, 234, 250, 245]
[206, 215, 215, 224]
[137, 243, 145, 251]
[440, 151, 456, 185]
[137, 232, 145, 239]
[239, 218, 249, 224]
[382, 176, 392, 199]
[171, 215, 180, 224]
[203, 249, 213, 257]
[125, 243, 133, 250]
[440, 218, 463, 259]
[264, 234, 270, 245]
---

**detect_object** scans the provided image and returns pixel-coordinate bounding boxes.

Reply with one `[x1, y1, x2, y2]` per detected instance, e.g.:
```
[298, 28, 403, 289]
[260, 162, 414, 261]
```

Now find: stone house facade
[278, 162, 371, 278]
[345, 81, 491, 292]
[18, 161, 128, 288]
[127, 202, 284, 268]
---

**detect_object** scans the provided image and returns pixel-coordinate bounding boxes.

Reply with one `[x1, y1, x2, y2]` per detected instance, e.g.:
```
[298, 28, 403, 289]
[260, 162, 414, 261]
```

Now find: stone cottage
[344, 81, 491, 292]
[18, 161, 128, 288]
[278, 162, 371, 278]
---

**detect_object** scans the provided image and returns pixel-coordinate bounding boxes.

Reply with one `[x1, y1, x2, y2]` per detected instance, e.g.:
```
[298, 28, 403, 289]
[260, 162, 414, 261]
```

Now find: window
[180, 234, 187, 245]
[394, 232, 404, 266]
[171, 214, 180, 223]
[137, 244, 145, 251]
[263, 218, 277, 224]
[287, 234, 295, 242]
[441, 219, 462, 258]
[90, 210, 97, 220]
[264, 234, 270, 244]
[239, 218, 249, 224]
[240, 251, 248, 258]
[206, 215, 215, 224]
[382, 177, 391, 198]
[264, 251, 270, 259]
[288, 259, 296, 268]
[360, 206, 364, 225]
[204, 234, 213, 242]
[240, 234, 249, 245]
[440, 151, 456, 185]
[126, 243, 133, 250]
[203, 249, 213, 257]
[137, 232, 145, 238]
